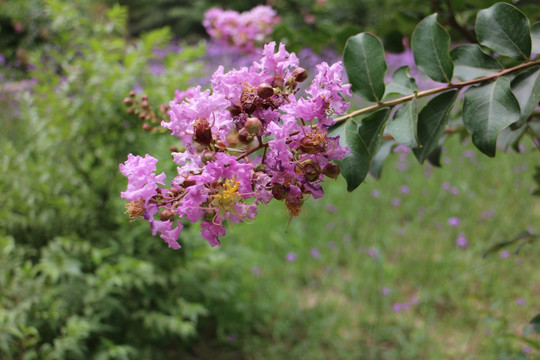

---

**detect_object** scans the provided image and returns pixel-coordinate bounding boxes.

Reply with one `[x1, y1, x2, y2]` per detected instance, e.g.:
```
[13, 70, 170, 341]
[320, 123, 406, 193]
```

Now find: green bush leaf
[412, 14, 454, 83]
[450, 44, 502, 81]
[476, 3, 531, 60]
[413, 90, 458, 163]
[344, 33, 387, 102]
[511, 68, 540, 126]
[463, 77, 521, 157]
[333, 109, 390, 191]
[384, 66, 418, 97]
[387, 99, 419, 148]
[532, 22, 540, 54]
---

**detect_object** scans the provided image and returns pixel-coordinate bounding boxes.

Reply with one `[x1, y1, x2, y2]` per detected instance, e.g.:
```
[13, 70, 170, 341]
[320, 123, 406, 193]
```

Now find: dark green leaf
[496, 126, 527, 152]
[387, 99, 419, 148]
[369, 140, 395, 179]
[511, 68, 540, 126]
[426, 145, 442, 167]
[413, 90, 458, 163]
[532, 22, 540, 54]
[385, 66, 418, 97]
[476, 3, 531, 60]
[463, 77, 521, 157]
[344, 33, 387, 102]
[334, 109, 390, 191]
[527, 314, 540, 335]
[412, 14, 454, 83]
[450, 44, 502, 81]
[332, 121, 368, 192]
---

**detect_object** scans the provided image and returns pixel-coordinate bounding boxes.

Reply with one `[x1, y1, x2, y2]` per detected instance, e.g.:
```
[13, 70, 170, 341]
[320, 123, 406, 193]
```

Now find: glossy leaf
[511, 68, 540, 126]
[412, 14, 454, 83]
[476, 3, 531, 60]
[344, 33, 387, 102]
[334, 109, 390, 191]
[384, 66, 418, 97]
[331, 121, 368, 192]
[532, 22, 540, 54]
[427, 145, 442, 168]
[450, 44, 502, 81]
[369, 140, 394, 179]
[387, 99, 419, 148]
[413, 90, 458, 164]
[463, 77, 521, 157]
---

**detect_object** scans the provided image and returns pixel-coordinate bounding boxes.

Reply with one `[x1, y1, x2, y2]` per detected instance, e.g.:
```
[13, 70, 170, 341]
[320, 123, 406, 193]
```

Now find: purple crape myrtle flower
[203, 6, 280, 54]
[121, 42, 351, 249]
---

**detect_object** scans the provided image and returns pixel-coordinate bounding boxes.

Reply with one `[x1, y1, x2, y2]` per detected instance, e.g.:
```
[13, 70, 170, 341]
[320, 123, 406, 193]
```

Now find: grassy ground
[205, 135, 539, 359]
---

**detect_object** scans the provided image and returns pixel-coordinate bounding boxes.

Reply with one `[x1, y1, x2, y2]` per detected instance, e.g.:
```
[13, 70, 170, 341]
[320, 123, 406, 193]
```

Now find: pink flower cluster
[203, 6, 280, 53]
[120, 42, 351, 249]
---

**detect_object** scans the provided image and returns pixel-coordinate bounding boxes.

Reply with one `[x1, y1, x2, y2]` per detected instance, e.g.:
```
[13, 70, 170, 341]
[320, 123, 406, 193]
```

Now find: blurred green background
[1, 0, 539, 359]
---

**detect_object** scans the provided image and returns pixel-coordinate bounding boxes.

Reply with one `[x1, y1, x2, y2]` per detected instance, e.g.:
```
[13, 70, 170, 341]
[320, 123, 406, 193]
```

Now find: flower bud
[272, 76, 284, 88]
[295, 159, 321, 182]
[160, 104, 168, 113]
[238, 128, 254, 144]
[159, 209, 175, 221]
[142, 123, 152, 132]
[123, 97, 133, 107]
[299, 136, 322, 154]
[244, 117, 262, 135]
[170, 145, 180, 152]
[127, 108, 135, 114]
[271, 183, 287, 200]
[129, 90, 136, 97]
[193, 118, 213, 145]
[182, 176, 196, 188]
[141, 94, 148, 102]
[228, 101, 243, 117]
[257, 82, 274, 98]
[291, 67, 308, 82]
[201, 150, 216, 164]
[141, 100, 149, 109]
[323, 163, 340, 179]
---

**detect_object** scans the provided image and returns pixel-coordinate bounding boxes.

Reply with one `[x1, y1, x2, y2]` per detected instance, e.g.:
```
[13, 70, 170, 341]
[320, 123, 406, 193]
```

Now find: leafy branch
[336, 59, 540, 124]
[335, 2, 540, 192]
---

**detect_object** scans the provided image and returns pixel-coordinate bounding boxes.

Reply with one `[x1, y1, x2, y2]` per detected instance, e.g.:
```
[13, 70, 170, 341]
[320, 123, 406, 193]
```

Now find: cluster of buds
[203, 6, 280, 53]
[120, 42, 351, 249]
[123, 91, 168, 132]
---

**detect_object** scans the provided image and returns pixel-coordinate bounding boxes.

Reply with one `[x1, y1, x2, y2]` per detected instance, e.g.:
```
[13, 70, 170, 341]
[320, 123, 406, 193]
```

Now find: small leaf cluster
[338, 2, 540, 191]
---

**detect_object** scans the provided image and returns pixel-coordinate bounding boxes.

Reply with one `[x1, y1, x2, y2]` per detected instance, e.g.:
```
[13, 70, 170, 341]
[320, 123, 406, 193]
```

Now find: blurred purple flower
[442, 182, 451, 191]
[500, 250, 510, 259]
[328, 241, 337, 249]
[367, 248, 378, 258]
[371, 189, 380, 198]
[481, 209, 495, 220]
[455, 233, 468, 248]
[251, 266, 261, 275]
[516, 298, 526, 306]
[391, 198, 401, 207]
[325, 204, 337, 213]
[448, 217, 461, 227]
[450, 187, 460, 196]
[382, 287, 391, 296]
[286, 252, 297, 262]
[311, 248, 321, 259]
[400, 185, 410, 194]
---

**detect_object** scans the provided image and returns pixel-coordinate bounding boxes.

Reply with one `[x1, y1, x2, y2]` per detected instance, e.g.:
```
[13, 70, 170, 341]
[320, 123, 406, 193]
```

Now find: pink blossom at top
[203, 6, 280, 53]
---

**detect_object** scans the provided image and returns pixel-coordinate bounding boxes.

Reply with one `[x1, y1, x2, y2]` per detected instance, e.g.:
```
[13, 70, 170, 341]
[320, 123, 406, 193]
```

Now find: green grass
[201, 136, 540, 359]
